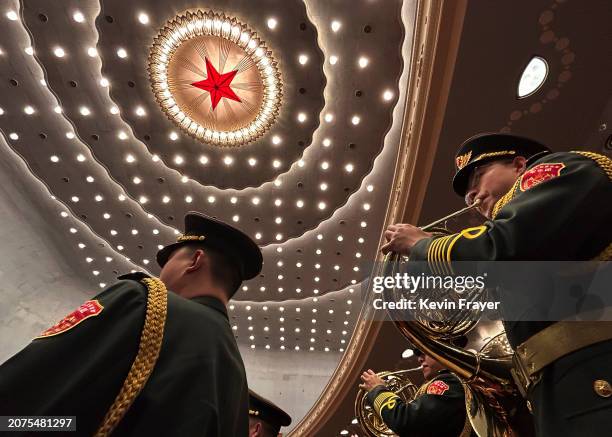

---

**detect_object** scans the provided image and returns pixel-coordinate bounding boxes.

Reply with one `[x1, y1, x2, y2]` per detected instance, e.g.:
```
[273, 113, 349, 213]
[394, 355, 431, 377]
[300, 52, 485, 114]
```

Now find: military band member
[381, 133, 612, 436]
[248, 389, 292, 437]
[360, 342, 474, 437]
[0, 212, 262, 436]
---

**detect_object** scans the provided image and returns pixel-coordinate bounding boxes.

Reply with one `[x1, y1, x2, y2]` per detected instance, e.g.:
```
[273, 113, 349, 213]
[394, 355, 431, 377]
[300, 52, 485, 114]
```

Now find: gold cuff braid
[94, 277, 168, 436]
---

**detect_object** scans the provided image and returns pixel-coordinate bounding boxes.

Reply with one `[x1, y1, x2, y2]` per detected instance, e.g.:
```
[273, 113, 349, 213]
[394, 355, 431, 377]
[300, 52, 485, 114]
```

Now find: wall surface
[239, 346, 341, 434]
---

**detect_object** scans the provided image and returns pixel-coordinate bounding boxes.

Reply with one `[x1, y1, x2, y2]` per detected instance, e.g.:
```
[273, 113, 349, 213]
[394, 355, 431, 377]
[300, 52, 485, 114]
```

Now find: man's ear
[513, 156, 528, 174]
[249, 421, 262, 437]
[185, 248, 206, 273]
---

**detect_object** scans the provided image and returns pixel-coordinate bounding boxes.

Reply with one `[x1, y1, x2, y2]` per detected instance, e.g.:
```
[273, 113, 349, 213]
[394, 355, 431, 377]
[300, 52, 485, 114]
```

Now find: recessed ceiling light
[358, 56, 369, 68]
[329, 55, 338, 65]
[135, 106, 146, 117]
[366, 184, 374, 192]
[383, 89, 394, 101]
[6, 10, 18, 21]
[298, 54, 308, 65]
[125, 154, 135, 163]
[169, 131, 178, 141]
[79, 106, 91, 116]
[65, 132, 75, 139]
[87, 47, 97, 57]
[320, 161, 330, 170]
[517, 56, 548, 98]
[139, 196, 148, 204]
[73, 11, 85, 23]
[296, 200, 304, 208]
[174, 155, 184, 165]
[24, 47, 34, 55]
[267, 17, 277, 29]
[77, 154, 86, 162]
[351, 115, 361, 125]
[185, 195, 193, 203]
[207, 196, 215, 203]
[162, 195, 170, 203]
[86, 176, 94, 182]
[324, 113, 334, 123]
[230, 197, 238, 204]
[9, 133, 18, 140]
[53, 106, 62, 114]
[24, 106, 34, 115]
[117, 131, 128, 140]
[224, 156, 234, 166]
[331, 20, 341, 32]
[272, 135, 282, 145]
[116, 48, 128, 58]
[272, 159, 281, 168]
[318, 202, 326, 210]
[319, 182, 328, 191]
[297, 112, 307, 123]
[248, 157, 257, 166]
[53, 47, 65, 58]
[133, 176, 142, 184]
[199, 155, 209, 165]
[50, 155, 59, 163]
[138, 12, 149, 24]
[345, 163, 354, 172]
[322, 138, 331, 147]
[99, 77, 109, 87]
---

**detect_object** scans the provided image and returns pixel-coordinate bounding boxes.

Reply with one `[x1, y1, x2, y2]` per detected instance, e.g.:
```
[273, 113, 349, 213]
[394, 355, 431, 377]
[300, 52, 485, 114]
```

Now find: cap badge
[456, 151, 472, 170]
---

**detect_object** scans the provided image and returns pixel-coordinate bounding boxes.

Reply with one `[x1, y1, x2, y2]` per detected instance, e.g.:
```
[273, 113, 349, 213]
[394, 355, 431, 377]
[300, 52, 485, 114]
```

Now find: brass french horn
[355, 367, 422, 437]
[356, 202, 534, 437]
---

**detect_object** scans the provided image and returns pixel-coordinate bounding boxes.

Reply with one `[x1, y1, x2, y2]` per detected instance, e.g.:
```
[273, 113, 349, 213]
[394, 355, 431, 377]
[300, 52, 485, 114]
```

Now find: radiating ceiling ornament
[148, 10, 282, 147]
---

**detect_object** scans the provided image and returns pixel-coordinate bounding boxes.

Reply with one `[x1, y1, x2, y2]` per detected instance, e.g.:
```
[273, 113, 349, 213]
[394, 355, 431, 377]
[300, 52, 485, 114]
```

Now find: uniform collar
[189, 295, 229, 319]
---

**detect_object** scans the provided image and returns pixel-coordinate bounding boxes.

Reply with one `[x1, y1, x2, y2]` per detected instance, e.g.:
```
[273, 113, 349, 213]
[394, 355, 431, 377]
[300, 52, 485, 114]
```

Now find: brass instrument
[355, 366, 422, 437]
[356, 202, 534, 437]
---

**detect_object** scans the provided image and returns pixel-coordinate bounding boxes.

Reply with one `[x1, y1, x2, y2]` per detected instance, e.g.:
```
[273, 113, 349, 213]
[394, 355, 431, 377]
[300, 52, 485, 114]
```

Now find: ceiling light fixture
[517, 56, 549, 99]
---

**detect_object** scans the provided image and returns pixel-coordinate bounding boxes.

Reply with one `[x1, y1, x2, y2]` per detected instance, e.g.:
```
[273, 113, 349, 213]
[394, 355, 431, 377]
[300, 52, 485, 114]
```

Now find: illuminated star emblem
[191, 58, 241, 110]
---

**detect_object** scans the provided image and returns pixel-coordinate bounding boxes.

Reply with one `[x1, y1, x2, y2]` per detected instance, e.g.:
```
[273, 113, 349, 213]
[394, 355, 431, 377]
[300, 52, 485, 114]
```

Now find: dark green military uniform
[410, 133, 612, 436]
[0, 212, 263, 436]
[366, 369, 473, 437]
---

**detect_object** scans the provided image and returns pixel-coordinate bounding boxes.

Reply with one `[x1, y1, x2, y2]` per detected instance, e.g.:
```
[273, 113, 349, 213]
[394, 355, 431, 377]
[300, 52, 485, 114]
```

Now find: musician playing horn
[359, 337, 475, 437]
[381, 133, 612, 436]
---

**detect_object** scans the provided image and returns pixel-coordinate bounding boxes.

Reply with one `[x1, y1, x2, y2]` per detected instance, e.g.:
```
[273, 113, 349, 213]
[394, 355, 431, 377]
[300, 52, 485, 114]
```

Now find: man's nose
[464, 188, 478, 206]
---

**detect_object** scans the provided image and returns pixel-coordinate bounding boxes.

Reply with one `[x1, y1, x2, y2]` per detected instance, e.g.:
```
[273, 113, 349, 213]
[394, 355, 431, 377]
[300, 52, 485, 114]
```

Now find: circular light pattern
[267, 17, 277, 30]
[72, 11, 85, 23]
[148, 10, 282, 147]
[53, 47, 66, 58]
[138, 12, 150, 25]
[6, 11, 18, 21]
[116, 48, 128, 58]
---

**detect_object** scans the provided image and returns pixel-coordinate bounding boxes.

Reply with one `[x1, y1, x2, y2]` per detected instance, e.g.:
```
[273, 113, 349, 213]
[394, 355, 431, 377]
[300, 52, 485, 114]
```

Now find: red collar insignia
[520, 163, 565, 191]
[36, 300, 104, 339]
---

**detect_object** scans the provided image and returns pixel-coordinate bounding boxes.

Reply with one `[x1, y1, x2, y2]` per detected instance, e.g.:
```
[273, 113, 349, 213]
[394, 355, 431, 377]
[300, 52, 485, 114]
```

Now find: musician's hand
[381, 224, 432, 255]
[359, 369, 386, 392]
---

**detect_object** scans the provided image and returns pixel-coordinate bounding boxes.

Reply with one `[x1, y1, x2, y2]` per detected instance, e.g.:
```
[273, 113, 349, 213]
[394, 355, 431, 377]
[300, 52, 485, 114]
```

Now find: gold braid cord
[491, 178, 520, 219]
[572, 151, 612, 260]
[94, 277, 168, 437]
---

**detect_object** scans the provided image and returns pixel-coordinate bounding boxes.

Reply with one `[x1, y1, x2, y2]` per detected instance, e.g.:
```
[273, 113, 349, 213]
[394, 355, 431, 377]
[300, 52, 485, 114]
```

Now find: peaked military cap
[452, 132, 551, 196]
[248, 389, 292, 431]
[156, 212, 263, 281]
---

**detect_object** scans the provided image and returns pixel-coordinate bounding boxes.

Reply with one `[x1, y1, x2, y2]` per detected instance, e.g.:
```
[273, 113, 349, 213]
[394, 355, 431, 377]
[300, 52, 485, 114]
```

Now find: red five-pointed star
[191, 58, 241, 110]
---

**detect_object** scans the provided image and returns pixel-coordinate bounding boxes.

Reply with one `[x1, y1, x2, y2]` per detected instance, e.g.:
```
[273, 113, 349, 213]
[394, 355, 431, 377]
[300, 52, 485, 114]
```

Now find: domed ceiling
[0, 0, 411, 356]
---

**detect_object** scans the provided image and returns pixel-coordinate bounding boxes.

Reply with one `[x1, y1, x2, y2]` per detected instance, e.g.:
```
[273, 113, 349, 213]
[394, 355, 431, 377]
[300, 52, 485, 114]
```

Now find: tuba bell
[356, 202, 534, 437]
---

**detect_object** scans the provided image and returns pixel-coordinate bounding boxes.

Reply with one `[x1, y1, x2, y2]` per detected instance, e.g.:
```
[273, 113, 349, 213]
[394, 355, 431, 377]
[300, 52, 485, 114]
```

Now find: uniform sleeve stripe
[372, 391, 399, 416]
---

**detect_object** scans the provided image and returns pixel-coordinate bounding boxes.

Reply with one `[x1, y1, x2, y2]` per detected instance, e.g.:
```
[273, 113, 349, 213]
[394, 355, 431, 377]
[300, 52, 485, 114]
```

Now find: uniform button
[593, 379, 612, 398]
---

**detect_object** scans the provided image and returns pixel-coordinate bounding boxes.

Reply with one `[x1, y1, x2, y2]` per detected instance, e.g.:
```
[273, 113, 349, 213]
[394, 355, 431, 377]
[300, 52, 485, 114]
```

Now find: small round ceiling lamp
[148, 10, 282, 147]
